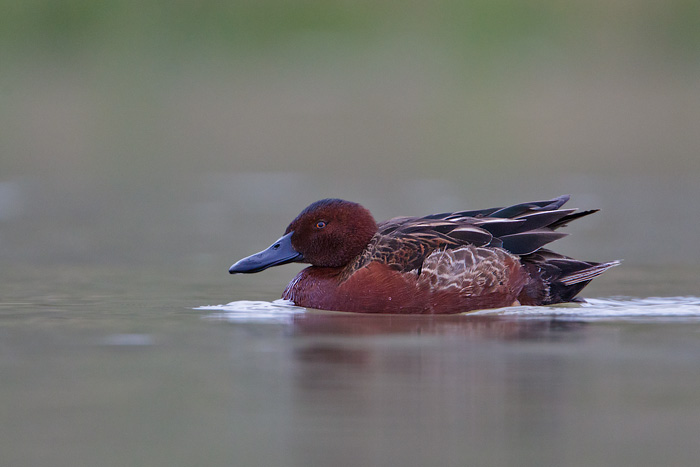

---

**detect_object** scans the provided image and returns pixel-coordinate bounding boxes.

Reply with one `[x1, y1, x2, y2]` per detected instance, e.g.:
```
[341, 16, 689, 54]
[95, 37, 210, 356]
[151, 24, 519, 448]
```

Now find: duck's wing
[357, 195, 598, 274]
[367, 218, 494, 272]
[420, 194, 571, 220]
[420, 194, 600, 256]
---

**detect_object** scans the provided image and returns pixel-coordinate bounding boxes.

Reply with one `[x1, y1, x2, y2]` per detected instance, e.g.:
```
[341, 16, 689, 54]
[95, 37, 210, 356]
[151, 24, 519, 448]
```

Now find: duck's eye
[315, 221, 327, 229]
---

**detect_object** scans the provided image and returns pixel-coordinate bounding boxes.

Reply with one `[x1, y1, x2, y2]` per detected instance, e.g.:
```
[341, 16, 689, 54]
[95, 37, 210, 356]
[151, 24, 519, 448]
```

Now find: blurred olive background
[1, 0, 699, 288]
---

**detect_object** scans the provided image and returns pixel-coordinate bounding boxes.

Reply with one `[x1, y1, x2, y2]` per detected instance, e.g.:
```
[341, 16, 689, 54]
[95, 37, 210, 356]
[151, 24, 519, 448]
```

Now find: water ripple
[197, 297, 700, 323]
[197, 299, 305, 323]
[475, 296, 700, 320]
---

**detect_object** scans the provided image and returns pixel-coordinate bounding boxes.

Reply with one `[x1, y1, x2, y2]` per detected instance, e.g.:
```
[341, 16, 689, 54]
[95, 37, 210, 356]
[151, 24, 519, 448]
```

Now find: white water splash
[474, 296, 700, 320]
[197, 297, 700, 323]
[196, 299, 306, 323]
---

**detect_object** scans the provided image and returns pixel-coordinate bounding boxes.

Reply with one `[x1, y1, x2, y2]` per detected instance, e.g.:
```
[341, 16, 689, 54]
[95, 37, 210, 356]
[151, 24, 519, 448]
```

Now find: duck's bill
[229, 232, 303, 274]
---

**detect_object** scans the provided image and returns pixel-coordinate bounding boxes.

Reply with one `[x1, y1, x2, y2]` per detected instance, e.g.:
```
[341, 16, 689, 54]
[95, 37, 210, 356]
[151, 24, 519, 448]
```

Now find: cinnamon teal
[229, 195, 619, 314]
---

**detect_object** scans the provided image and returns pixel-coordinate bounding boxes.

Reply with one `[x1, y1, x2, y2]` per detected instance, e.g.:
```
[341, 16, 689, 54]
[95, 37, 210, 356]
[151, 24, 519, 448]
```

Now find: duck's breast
[283, 245, 528, 314]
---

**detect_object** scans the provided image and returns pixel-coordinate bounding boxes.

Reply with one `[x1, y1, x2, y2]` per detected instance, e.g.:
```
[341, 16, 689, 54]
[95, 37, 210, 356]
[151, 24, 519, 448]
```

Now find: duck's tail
[520, 251, 621, 305]
[558, 260, 621, 286]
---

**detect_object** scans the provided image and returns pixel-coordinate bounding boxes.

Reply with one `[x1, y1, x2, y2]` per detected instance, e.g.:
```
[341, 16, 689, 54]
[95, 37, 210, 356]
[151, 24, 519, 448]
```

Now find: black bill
[229, 232, 303, 274]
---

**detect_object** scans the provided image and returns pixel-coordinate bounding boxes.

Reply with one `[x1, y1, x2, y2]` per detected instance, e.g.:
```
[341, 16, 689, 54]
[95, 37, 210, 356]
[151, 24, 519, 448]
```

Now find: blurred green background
[1, 0, 699, 280]
[3, 0, 699, 176]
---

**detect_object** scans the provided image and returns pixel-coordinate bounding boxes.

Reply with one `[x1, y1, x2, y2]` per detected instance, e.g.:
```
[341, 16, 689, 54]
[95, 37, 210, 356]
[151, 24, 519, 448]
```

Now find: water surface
[2, 256, 700, 467]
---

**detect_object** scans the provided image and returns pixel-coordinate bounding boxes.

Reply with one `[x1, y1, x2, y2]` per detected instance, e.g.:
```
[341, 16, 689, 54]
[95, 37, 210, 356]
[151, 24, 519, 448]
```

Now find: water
[2, 242, 700, 466]
[1, 171, 699, 467]
[202, 296, 700, 322]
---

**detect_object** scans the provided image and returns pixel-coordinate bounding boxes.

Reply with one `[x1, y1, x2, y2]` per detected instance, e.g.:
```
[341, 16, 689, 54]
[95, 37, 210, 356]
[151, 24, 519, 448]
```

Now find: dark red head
[285, 199, 377, 267]
[229, 199, 377, 273]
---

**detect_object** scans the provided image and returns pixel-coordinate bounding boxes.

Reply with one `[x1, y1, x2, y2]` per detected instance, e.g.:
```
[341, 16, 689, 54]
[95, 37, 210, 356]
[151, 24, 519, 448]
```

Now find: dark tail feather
[547, 209, 599, 230]
[546, 260, 621, 303]
[490, 195, 571, 218]
[558, 260, 621, 286]
[520, 254, 621, 305]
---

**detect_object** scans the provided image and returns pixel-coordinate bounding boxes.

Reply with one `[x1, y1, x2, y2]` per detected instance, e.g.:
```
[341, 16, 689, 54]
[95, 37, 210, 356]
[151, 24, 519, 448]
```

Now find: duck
[229, 195, 619, 314]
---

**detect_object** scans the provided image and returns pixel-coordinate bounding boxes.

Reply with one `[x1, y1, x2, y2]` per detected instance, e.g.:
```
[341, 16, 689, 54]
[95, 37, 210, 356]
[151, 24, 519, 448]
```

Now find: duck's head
[229, 199, 377, 273]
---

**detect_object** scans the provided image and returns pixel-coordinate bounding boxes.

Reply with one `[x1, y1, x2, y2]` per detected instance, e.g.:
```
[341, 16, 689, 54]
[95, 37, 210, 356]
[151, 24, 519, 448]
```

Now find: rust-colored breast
[283, 245, 529, 314]
[283, 263, 427, 313]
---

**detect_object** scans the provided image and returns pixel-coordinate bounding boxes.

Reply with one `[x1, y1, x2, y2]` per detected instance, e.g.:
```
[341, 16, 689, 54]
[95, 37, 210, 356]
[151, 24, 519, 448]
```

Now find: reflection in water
[230, 297, 697, 466]
[290, 312, 585, 340]
[279, 315, 587, 465]
[97, 333, 156, 347]
[3, 286, 700, 466]
[202, 300, 593, 464]
[199, 297, 700, 465]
